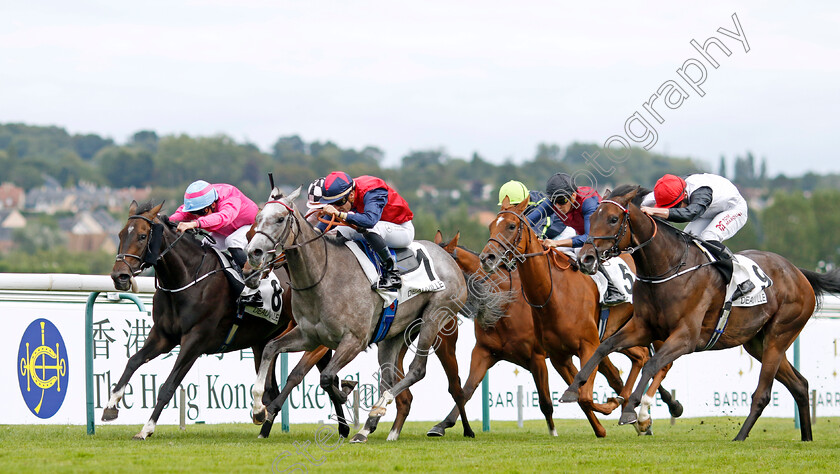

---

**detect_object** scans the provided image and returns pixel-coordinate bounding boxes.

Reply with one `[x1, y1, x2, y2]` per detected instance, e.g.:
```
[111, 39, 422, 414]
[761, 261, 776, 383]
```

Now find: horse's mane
[607, 184, 652, 207]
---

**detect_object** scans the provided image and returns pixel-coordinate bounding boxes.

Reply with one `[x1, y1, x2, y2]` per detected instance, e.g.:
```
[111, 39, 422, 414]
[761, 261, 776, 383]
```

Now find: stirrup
[240, 292, 263, 307]
[603, 288, 624, 306]
[373, 273, 402, 291]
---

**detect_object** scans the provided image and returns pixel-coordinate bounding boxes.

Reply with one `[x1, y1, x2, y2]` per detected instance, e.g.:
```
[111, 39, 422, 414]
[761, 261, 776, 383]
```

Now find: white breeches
[685, 200, 748, 242]
[337, 220, 415, 248]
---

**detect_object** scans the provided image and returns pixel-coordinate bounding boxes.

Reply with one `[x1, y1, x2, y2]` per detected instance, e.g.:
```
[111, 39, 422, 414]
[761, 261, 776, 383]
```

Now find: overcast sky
[2, 0, 838, 177]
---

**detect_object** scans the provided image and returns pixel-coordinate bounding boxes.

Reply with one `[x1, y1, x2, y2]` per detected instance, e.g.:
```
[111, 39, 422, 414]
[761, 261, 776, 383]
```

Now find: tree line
[0, 122, 838, 273]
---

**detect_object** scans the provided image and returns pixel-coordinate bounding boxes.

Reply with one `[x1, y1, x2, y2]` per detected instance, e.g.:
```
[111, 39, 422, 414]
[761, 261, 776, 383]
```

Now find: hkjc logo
[18, 319, 69, 418]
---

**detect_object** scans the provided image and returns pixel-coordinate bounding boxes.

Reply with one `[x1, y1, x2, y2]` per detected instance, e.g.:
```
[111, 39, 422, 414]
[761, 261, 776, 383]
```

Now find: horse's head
[247, 186, 302, 272]
[578, 185, 647, 274]
[111, 200, 165, 292]
[479, 195, 531, 274]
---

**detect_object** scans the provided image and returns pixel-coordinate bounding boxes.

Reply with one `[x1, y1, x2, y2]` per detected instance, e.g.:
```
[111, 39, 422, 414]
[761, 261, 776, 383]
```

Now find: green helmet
[498, 180, 530, 205]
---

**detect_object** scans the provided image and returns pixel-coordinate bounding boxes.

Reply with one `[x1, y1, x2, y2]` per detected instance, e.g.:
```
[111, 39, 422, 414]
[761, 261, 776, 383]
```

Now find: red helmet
[654, 174, 687, 208]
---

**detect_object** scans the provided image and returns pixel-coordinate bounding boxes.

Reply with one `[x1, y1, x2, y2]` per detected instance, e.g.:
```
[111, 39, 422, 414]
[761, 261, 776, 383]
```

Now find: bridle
[589, 199, 716, 283]
[587, 199, 657, 261]
[485, 209, 562, 309]
[252, 199, 329, 292]
[115, 214, 186, 276]
[116, 213, 224, 293]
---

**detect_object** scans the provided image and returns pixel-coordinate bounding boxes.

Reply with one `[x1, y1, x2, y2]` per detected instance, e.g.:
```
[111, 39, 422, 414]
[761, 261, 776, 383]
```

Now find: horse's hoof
[338, 422, 350, 439]
[252, 409, 266, 425]
[614, 396, 625, 405]
[341, 379, 359, 396]
[350, 434, 367, 444]
[669, 401, 684, 418]
[101, 407, 119, 422]
[644, 426, 653, 436]
[560, 389, 579, 403]
[463, 429, 475, 439]
[619, 411, 638, 426]
[426, 425, 446, 437]
[258, 420, 273, 439]
[132, 433, 149, 441]
[369, 406, 387, 418]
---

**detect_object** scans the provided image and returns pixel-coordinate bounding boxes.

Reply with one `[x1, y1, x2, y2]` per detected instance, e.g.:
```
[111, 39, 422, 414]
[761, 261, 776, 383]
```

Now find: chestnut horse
[479, 197, 679, 437]
[430, 231, 683, 436]
[108, 201, 351, 440]
[563, 185, 840, 441]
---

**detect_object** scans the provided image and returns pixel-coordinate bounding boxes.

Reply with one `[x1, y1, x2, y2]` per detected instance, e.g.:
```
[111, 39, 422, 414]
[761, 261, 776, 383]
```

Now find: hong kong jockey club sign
[18, 319, 69, 419]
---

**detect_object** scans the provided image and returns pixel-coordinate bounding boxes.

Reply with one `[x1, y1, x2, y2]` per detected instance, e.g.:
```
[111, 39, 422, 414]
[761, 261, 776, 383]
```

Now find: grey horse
[245, 187, 473, 442]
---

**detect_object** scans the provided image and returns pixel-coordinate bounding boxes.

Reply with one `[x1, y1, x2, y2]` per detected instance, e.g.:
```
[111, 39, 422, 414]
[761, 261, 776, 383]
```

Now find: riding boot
[706, 240, 734, 260]
[707, 240, 755, 300]
[364, 231, 402, 291]
[598, 266, 624, 306]
[229, 247, 247, 269]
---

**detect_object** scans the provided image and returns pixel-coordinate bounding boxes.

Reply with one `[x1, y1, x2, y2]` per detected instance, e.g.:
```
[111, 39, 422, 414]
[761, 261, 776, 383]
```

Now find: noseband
[253, 200, 329, 292]
[485, 210, 557, 308]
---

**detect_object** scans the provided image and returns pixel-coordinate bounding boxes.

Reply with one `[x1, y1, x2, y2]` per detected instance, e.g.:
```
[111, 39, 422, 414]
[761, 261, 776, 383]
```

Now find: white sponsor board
[3, 286, 840, 428]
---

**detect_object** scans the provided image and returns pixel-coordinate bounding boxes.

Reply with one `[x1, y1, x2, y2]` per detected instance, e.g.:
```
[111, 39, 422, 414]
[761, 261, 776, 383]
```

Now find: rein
[254, 199, 330, 292]
[592, 199, 713, 283]
[487, 209, 559, 309]
[116, 214, 222, 293]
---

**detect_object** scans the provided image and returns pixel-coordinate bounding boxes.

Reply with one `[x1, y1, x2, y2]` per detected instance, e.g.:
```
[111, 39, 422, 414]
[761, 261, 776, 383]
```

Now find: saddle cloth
[345, 241, 446, 307]
[212, 248, 284, 324]
[240, 272, 284, 324]
[693, 243, 773, 307]
[554, 246, 634, 305]
[728, 255, 773, 307]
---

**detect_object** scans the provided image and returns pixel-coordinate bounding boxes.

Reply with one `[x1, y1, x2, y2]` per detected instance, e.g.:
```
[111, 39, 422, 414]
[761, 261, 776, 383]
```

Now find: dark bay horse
[246, 187, 473, 443]
[108, 201, 349, 440]
[562, 185, 840, 441]
[479, 197, 680, 437]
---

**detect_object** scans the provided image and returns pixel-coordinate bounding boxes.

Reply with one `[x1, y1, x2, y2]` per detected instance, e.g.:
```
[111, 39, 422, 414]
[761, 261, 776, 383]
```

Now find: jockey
[497, 180, 566, 239]
[522, 173, 624, 305]
[318, 171, 414, 291]
[169, 180, 259, 269]
[640, 173, 748, 256]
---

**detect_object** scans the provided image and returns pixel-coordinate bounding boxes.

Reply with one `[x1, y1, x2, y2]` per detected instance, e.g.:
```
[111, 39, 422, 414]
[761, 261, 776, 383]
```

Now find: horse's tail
[461, 270, 514, 329]
[799, 268, 840, 308]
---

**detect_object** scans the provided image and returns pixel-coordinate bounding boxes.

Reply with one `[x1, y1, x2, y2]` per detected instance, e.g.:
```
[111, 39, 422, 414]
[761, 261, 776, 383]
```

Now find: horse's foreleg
[133, 334, 204, 440]
[619, 326, 694, 427]
[259, 346, 330, 438]
[104, 326, 175, 422]
[528, 354, 556, 436]
[251, 327, 309, 424]
[561, 316, 651, 404]
[551, 355, 605, 438]
[590, 352, 629, 415]
[314, 349, 352, 440]
[636, 358, 677, 434]
[434, 328, 474, 439]
[429, 344, 496, 437]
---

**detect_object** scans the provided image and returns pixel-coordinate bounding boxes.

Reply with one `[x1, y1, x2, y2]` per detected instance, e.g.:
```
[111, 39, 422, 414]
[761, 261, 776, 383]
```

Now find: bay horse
[562, 184, 840, 441]
[245, 187, 473, 443]
[479, 196, 679, 437]
[108, 201, 349, 440]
